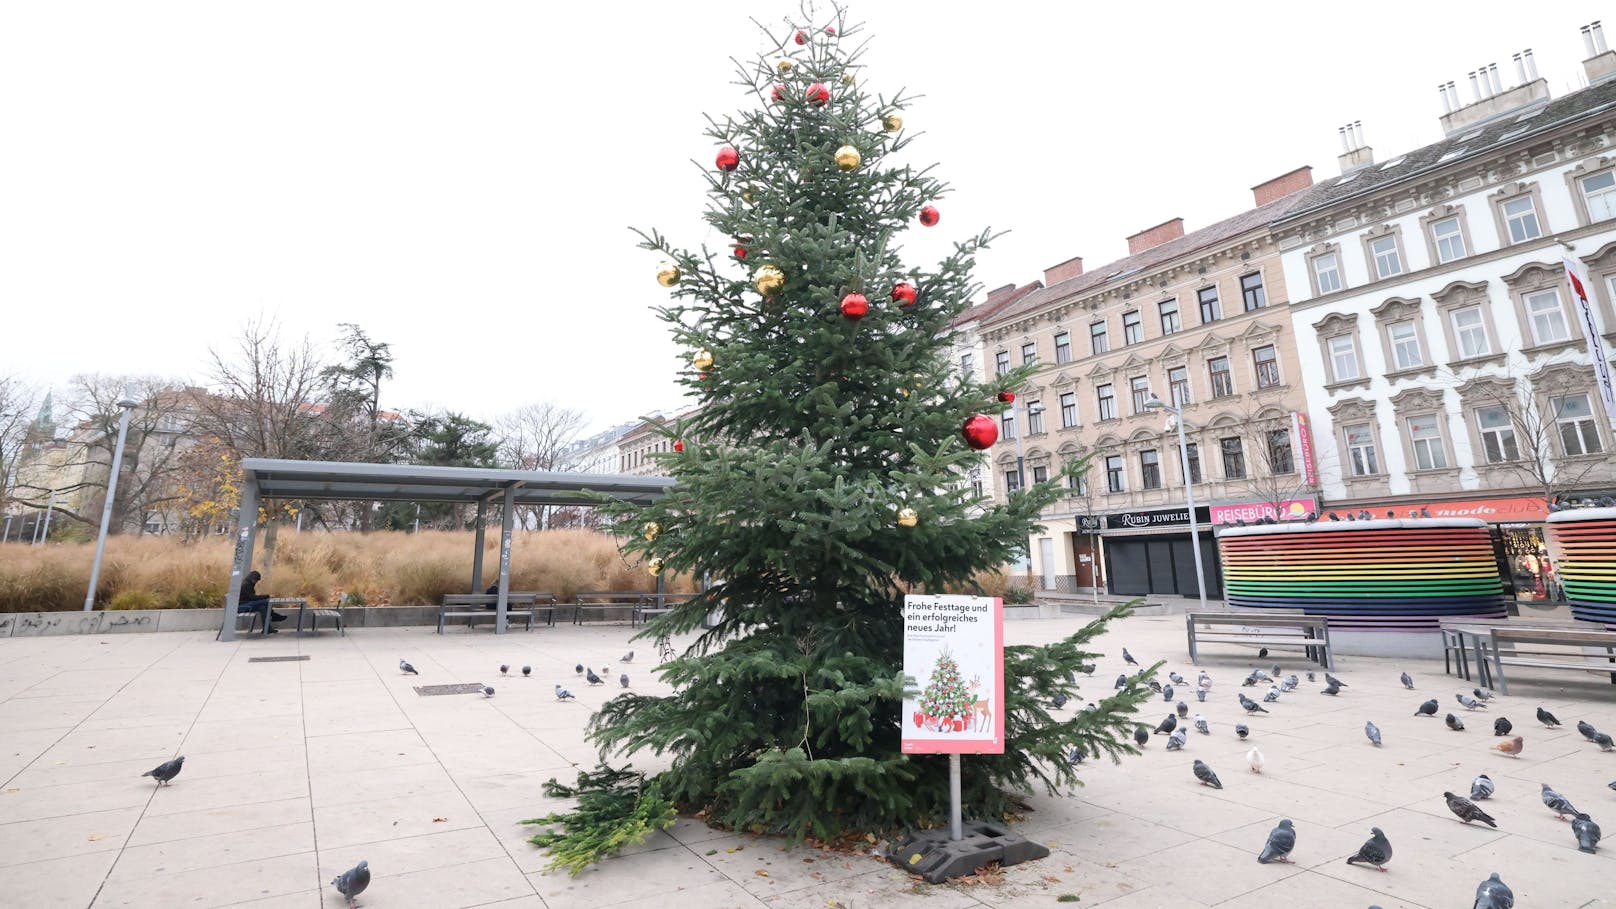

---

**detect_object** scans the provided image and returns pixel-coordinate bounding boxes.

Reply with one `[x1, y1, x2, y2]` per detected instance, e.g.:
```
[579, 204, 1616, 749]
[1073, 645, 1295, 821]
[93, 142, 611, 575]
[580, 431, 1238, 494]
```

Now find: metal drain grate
[248, 655, 311, 663]
[414, 683, 486, 697]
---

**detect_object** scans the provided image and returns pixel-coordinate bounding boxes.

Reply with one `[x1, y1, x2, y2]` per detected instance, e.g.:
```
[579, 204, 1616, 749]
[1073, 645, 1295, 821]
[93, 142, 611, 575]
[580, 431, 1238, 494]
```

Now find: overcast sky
[2, 2, 1607, 436]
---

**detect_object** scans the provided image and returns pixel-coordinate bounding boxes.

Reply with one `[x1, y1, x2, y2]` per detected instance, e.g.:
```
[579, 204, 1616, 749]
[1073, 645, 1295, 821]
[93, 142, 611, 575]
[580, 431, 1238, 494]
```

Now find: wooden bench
[1437, 617, 1587, 681]
[437, 592, 556, 634]
[572, 591, 650, 625]
[1486, 626, 1616, 694]
[1185, 611, 1333, 669]
[634, 592, 686, 627]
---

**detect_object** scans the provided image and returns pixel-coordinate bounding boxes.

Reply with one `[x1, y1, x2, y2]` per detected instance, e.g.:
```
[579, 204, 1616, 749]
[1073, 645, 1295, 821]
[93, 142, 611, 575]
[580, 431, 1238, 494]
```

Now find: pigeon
[1194, 714, 1210, 735]
[1263, 687, 1281, 703]
[1134, 726, 1149, 748]
[330, 860, 370, 908]
[620, 650, 634, 663]
[1596, 732, 1614, 751]
[1573, 813, 1602, 853]
[1610, 781, 1616, 792]
[141, 756, 184, 786]
[1473, 687, 1494, 701]
[1239, 693, 1268, 715]
[1541, 783, 1580, 819]
[1472, 872, 1513, 909]
[619, 673, 630, 688]
[1197, 671, 1213, 690]
[1169, 671, 1186, 685]
[499, 664, 509, 675]
[1280, 674, 1299, 692]
[1577, 720, 1599, 742]
[1052, 692, 1069, 710]
[1235, 723, 1250, 740]
[1458, 693, 1487, 710]
[399, 659, 418, 675]
[1122, 647, 1138, 666]
[585, 668, 604, 685]
[1176, 700, 1188, 718]
[1415, 698, 1439, 717]
[1148, 680, 1163, 694]
[1247, 745, 1265, 774]
[1065, 745, 1086, 766]
[1537, 707, 1560, 727]
[1365, 721, 1381, 747]
[1345, 826, 1392, 872]
[1195, 688, 1207, 703]
[1494, 736, 1524, 758]
[482, 686, 495, 698]
[554, 685, 575, 700]
[1163, 684, 1175, 702]
[1256, 818, 1294, 863]
[575, 663, 585, 675]
[1115, 674, 1128, 690]
[1192, 759, 1222, 789]
[1325, 673, 1347, 689]
[1493, 717, 1512, 736]
[1444, 791, 1498, 827]
[1306, 671, 1316, 682]
[1258, 647, 1269, 659]
[1154, 714, 1177, 735]
[1471, 774, 1495, 800]
[1447, 713, 1466, 732]
[522, 665, 531, 677]
[1400, 672, 1414, 689]
[1166, 728, 1188, 751]
[1321, 679, 1341, 696]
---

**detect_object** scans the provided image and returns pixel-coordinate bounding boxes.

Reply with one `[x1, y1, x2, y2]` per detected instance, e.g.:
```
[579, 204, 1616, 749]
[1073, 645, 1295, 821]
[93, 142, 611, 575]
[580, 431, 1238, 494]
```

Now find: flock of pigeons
[1085, 646, 1612, 908]
[397, 651, 636, 702]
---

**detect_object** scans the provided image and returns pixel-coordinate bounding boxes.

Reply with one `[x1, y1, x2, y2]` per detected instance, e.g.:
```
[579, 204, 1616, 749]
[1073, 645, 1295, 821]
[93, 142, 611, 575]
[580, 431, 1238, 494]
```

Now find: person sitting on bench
[238, 570, 288, 633]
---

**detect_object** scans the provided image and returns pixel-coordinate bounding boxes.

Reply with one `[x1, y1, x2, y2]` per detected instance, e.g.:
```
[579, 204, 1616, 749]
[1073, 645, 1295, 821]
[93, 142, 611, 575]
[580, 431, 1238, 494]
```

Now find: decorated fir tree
[527, 5, 1155, 873]
[919, 649, 972, 724]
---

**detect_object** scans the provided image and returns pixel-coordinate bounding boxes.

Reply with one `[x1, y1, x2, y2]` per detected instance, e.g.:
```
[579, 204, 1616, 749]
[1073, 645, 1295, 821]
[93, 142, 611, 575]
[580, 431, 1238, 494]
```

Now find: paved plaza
[1, 611, 1612, 908]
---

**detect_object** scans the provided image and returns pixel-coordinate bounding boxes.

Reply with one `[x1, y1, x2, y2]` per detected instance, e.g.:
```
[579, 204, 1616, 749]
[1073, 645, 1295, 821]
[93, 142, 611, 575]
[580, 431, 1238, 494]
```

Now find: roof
[1276, 78, 1616, 226]
[952, 281, 1043, 328]
[241, 458, 673, 506]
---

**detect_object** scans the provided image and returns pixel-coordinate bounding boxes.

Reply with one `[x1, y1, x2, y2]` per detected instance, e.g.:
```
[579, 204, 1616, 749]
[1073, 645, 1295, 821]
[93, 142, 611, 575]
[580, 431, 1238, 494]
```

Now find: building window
[959, 353, 974, 379]
[1090, 321, 1109, 354]
[1451, 306, 1490, 358]
[1096, 384, 1116, 421]
[1388, 320, 1424, 370]
[1140, 450, 1162, 489]
[1553, 393, 1605, 455]
[1267, 428, 1295, 474]
[1130, 375, 1151, 414]
[1168, 365, 1191, 407]
[1240, 272, 1267, 311]
[1053, 331, 1072, 364]
[1208, 356, 1234, 398]
[1312, 252, 1342, 294]
[1582, 170, 1616, 221]
[1525, 289, 1570, 345]
[1252, 345, 1280, 389]
[1344, 423, 1378, 476]
[1021, 341, 1037, 365]
[1502, 194, 1542, 244]
[1220, 437, 1246, 480]
[1476, 406, 1520, 463]
[969, 468, 983, 499]
[1407, 415, 1449, 470]
[1198, 286, 1221, 323]
[1432, 216, 1467, 263]
[1004, 469, 1021, 493]
[1031, 464, 1049, 484]
[1059, 392, 1077, 428]
[1105, 455, 1125, 493]
[1001, 407, 1017, 440]
[1184, 442, 1202, 483]
[1027, 401, 1044, 435]
[1159, 298, 1181, 335]
[1068, 470, 1088, 496]
[1122, 310, 1143, 345]
[995, 350, 1010, 376]
[1327, 334, 1360, 382]
[1369, 235, 1404, 279]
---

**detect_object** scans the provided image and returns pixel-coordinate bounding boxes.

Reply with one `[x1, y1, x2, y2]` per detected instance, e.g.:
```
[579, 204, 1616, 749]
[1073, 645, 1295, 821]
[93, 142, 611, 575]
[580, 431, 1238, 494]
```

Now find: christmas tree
[527, 5, 1154, 872]
[919, 649, 972, 725]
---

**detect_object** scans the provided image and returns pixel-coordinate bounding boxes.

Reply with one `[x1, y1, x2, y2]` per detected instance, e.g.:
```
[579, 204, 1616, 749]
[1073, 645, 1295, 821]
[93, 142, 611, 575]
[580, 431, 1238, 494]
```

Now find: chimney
[1440, 52, 1552, 137]
[1042, 255, 1085, 286]
[1125, 218, 1185, 256]
[983, 283, 1019, 303]
[1437, 83, 1456, 114]
[1337, 121, 1374, 174]
[1584, 21, 1616, 85]
[1251, 166, 1314, 207]
[1487, 63, 1504, 95]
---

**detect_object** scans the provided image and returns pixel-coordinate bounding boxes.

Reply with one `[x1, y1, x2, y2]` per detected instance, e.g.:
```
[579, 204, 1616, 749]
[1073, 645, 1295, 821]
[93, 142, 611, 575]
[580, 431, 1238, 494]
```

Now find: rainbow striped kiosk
[1546, 507, 1616, 626]
[1218, 519, 1509, 656]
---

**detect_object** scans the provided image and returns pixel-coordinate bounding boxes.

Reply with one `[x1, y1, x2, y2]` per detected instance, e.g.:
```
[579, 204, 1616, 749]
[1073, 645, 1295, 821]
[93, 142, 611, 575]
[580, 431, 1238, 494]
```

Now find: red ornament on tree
[997, 390, 1016, 403]
[919, 205, 940, 227]
[715, 146, 739, 172]
[771, 83, 784, 101]
[890, 282, 918, 307]
[825, 25, 837, 35]
[793, 29, 808, 45]
[961, 414, 998, 450]
[805, 83, 830, 106]
[673, 439, 684, 453]
[840, 292, 869, 321]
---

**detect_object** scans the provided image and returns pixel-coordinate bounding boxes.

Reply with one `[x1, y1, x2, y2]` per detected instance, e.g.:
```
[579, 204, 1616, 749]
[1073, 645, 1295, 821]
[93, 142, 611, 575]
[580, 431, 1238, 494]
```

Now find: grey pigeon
[1471, 774, 1495, 800]
[1192, 758, 1222, 789]
[1176, 700, 1188, 718]
[1324, 673, 1346, 688]
[1445, 791, 1498, 827]
[1415, 698, 1439, 717]
[1473, 687, 1494, 701]
[1577, 720, 1599, 741]
[1155, 714, 1177, 735]
[1400, 672, 1414, 689]
[1541, 783, 1579, 819]
[1194, 714, 1210, 735]
[1163, 684, 1175, 702]
[619, 673, 629, 688]
[1235, 723, 1250, 739]
[331, 859, 370, 908]
[1133, 726, 1149, 748]
[1493, 717, 1512, 736]
[1345, 826, 1392, 871]
[620, 650, 634, 663]
[1447, 712, 1466, 732]
[1052, 691, 1069, 710]
[482, 686, 495, 698]
[1238, 693, 1267, 714]
[554, 685, 575, 700]
[1263, 686, 1281, 703]
[1271, 664, 1281, 678]
[1573, 812, 1601, 853]
[1257, 819, 1296, 864]
[1305, 670, 1316, 682]
[1537, 706, 1560, 727]
[1321, 679, 1341, 696]
[522, 665, 531, 677]
[1166, 728, 1188, 751]
[585, 668, 603, 685]
[575, 663, 584, 675]
[399, 659, 418, 675]
[1364, 721, 1381, 747]
[1196, 688, 1207, 702]
[1122, 647, 1138, 666]
[1596, 732, 1614, 751]
[1472, 872, 1513, 909]
[1197, 670, 1213, 689]
[1258, 647, 1269, 659]
[1115, 674, 1128, 690]
[1169, 671, 1186, 685]
[141, 755, 184, 786]
[499, 664, 509, 675]
[1458, 692, 1486, 710]
[1066, 745, 1086, 766]
[1280, 674, 1299, 692]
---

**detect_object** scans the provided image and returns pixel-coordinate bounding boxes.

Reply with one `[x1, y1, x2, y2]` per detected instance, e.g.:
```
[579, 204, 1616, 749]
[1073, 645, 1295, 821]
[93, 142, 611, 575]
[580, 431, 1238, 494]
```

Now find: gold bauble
[643, 521, 661, 541]
[754, 264, 786, 296]
[882, 113, 903, 132]
[741, 187, 755, 204]
[841, 72, 855, 86]
[691, 349, 714, 371]
[656, 262, 681, 287]
[647, 557, 665, 576]
[897, 507, 919, 528]
[834, 145, 861, 171]
[777, 59, 794, 73]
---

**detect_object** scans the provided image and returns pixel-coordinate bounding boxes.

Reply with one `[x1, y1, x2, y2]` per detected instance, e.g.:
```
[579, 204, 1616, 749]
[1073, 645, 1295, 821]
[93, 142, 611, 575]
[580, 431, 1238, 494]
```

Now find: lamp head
[1143, 394, 1167, 411]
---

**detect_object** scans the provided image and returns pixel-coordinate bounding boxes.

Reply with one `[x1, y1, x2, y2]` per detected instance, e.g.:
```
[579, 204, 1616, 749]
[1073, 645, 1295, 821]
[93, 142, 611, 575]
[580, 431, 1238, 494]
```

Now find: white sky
[2, 2, 1607, 435]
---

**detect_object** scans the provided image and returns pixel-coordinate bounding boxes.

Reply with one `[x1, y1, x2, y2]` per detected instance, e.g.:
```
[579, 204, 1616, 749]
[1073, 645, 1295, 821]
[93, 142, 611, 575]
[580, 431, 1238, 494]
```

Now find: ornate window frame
[1360, 222, 1408, 282]
[1370, 296, 1435, 381]
[1562, 155, 1616, 228]
[1389, 386, 1458, 481]
[1305, 242, 1345, 297]
[1312, 312, 1369, 390]
[1502, 261, 1579, 354]
[1488, 181, 1549, 247]
[1430, 279, 1505, 367]
[1419, 203, 1475, 267]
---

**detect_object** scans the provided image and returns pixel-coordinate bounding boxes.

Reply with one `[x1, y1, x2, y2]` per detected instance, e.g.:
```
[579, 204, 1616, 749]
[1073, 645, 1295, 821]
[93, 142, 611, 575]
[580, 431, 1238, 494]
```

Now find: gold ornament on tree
[897, 507, 919, 528]
[754, 264, 786, 296]
[882, 113, 903, 132]
[834, 145, 861, 171]
[691, 349, 714, 371]
[647, 557, 665, 576]
[643, 521, 661, 541]
[840, 72, 855, 86]
[656, 262, 681, 287]
[777, 59, 794, 73]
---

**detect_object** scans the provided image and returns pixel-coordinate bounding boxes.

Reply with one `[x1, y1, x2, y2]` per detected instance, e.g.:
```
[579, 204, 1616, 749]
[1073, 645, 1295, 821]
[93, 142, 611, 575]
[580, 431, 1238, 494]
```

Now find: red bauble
[793, 29, 808, 45]
[891, 282, 918, 307]
[919, 205, 940, 227]
[962, 414, 998, 450]
[825, 25, 837, 35]
[840, 292, 869, 321]
[715, 146, 739, 172]
[733, 245, 747, 259]
[771, 83, 784, 101]
[997, 390, 1015, 403]
[805, 83, 830, 106]
[673, 439, 684, 453]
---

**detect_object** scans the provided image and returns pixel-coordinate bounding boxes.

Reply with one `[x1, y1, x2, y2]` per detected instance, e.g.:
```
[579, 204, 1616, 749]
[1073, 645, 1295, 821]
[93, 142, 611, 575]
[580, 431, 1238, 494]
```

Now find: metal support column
[471, 498, 488, 591]
[219, 477, 261, 642]
[496, 485, 515, 634]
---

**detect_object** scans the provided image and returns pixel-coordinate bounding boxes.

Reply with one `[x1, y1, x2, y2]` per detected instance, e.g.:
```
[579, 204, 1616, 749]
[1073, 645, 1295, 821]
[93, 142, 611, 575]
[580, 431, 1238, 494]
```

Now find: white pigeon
[1247, 745, 1265, 774]
[399, 659, 418, 675]
[1263, 686, 1282, 703]
[1197, 671, 1213, 690]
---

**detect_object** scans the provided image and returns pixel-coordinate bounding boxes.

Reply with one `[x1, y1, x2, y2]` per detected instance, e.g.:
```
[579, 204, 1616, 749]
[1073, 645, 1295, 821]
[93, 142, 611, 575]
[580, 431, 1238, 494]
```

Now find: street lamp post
[83, 390, 138, 612]
[1144, 393, 1208, 612]
[1012, 401, 1046, 490]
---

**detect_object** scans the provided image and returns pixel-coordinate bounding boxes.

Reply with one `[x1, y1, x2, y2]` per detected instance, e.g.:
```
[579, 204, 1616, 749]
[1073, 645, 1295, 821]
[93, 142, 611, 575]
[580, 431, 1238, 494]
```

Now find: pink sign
[1211, 496, 1319, 525]
[1292, 411, 1319, 489]
[901, 595, 1005, 755]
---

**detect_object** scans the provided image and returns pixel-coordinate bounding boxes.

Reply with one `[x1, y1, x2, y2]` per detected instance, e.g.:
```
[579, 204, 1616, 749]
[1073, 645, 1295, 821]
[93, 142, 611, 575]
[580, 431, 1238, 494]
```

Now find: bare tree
[497, 401, 587, 529]
[1208, 402, 1319, 522]
[0, 374, 39, 523]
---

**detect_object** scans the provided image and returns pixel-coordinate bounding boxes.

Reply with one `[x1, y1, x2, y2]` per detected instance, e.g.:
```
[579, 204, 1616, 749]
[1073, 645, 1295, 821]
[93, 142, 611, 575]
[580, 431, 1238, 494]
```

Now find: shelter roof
[241, 458, 673, 506]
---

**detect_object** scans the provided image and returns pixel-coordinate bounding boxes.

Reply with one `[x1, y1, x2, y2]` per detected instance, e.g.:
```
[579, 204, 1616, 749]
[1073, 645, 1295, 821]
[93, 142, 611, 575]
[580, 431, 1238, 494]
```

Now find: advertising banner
[1210, 496, 1319, 525]
[1291, 411, 1319, 488]
[1563, 256, 1616, 429]
[900, 595, 1004, 755]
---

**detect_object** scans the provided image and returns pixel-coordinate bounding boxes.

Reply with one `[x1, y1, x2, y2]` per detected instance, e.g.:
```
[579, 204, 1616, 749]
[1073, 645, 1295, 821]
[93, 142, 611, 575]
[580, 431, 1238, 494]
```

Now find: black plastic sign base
[888, 820, 1051, 884]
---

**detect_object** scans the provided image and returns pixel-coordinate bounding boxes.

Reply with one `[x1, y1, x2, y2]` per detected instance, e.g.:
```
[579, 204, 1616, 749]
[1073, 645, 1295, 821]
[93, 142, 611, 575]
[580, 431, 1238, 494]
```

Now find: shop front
[1099, 505, 1222, 599]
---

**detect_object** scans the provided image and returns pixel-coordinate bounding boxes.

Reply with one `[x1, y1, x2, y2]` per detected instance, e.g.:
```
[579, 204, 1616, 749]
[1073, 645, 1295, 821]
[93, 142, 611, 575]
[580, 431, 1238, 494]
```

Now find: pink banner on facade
[1292, 411, 1318, 489]
[1210, 496, 1320, 525]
